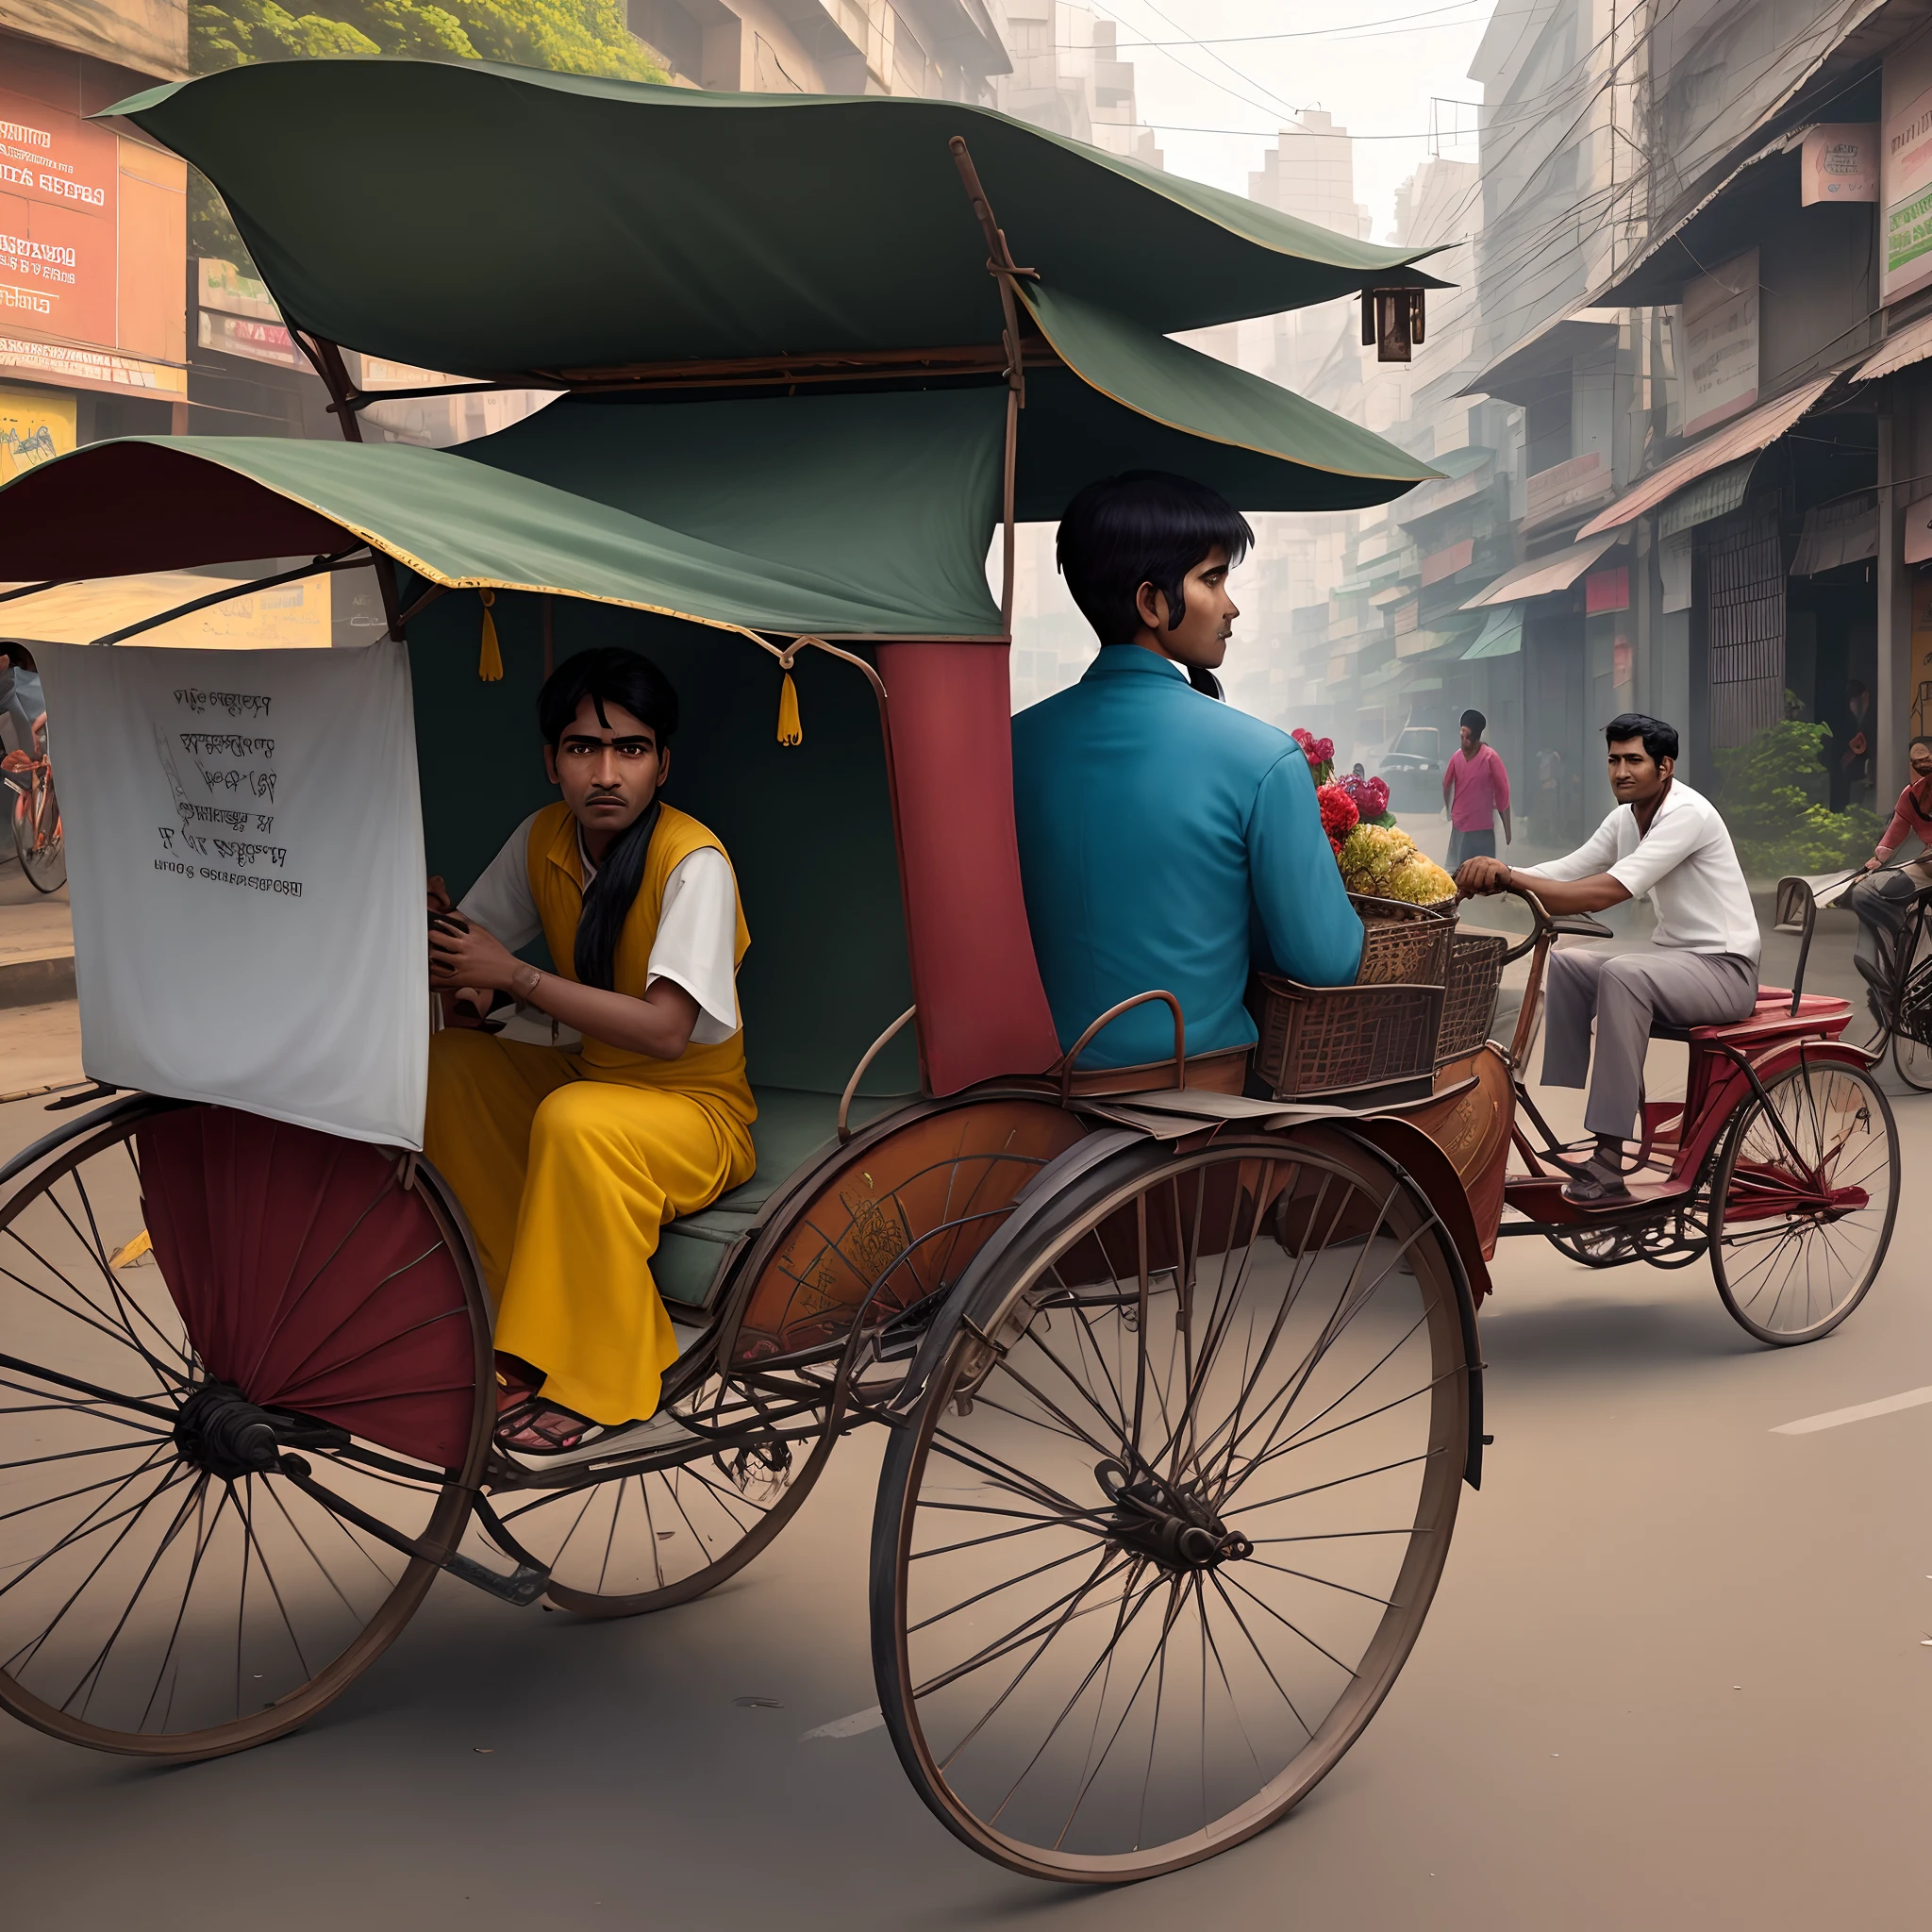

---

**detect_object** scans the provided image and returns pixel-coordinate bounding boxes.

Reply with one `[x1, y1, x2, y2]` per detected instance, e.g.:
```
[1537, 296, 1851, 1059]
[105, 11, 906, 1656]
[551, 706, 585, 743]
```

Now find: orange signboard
[0, 43, 184, 399]
[0, 83, 118, 348]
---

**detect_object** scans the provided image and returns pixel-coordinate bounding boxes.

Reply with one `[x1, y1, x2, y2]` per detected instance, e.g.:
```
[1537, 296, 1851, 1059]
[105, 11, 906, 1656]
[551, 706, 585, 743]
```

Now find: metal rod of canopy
[91, 550, 370, 647]
[949, 136, 1036, 643]
[0, 578, 69, 608]
[291, 327, 408, 641]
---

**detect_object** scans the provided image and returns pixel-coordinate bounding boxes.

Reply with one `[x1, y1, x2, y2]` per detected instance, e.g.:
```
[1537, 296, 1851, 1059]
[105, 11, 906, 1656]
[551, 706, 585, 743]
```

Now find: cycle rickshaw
[0, 59, 1490, 1885]
[1406, 879, 1898, 1343]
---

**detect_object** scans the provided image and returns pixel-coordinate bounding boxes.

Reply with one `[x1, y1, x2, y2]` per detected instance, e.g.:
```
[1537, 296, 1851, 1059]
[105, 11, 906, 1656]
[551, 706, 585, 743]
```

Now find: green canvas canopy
[104, 58, 1445, 378]
[0, 339, 1438, 625]
[0, 430, 1005, 639]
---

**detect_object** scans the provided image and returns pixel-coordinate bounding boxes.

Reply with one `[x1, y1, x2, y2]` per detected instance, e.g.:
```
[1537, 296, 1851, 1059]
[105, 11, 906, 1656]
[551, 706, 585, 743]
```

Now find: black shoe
[1561, 1158, 1631, 1205]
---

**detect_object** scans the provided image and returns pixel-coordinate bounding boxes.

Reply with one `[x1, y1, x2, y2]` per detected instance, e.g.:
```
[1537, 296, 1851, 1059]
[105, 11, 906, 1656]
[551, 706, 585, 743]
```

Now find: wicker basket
[1249, 974, 1445, 1101]
[1349, 894, 1455, 988]
[1436, 930, 1507, 1063]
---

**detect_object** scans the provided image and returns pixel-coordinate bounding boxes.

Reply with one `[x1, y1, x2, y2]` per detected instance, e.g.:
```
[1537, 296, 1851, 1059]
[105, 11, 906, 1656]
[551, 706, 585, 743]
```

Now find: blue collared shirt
[1012, 646, 1363, 1068]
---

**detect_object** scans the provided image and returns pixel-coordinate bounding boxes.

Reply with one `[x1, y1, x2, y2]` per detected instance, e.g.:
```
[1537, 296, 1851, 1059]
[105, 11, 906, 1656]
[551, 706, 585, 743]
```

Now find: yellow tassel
[776, 668, 802, 746]
[478, 588, 504, 681]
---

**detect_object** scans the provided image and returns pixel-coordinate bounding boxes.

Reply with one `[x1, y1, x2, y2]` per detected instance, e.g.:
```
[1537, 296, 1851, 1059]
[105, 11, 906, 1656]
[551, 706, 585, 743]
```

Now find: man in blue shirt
[1011, 472, 1363, 1072]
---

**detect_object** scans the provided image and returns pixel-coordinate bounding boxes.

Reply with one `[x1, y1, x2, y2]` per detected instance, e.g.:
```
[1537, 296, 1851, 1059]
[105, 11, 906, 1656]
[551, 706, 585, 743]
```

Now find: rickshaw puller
[1457, 713, 1758, 1205]
[425, 648, 756, 1457]
[1011, 471, 1363, 1074]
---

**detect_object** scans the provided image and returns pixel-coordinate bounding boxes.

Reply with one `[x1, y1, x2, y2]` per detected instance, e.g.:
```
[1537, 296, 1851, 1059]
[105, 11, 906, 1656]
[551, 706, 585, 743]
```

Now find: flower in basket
[1316, 780, 1358, 848]
[1291, 726, 1336, 784]
[1340, 771, 1392, 825]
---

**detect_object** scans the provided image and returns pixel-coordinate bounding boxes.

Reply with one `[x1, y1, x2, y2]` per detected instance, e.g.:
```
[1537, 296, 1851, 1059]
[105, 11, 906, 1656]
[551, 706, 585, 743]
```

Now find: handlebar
[1458, 885, 1612, 964]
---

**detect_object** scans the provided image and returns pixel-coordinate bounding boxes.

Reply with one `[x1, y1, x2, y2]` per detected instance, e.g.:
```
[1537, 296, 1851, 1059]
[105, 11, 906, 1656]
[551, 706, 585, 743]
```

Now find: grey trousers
[1542, 945, 1758, 1139]
[1849, 862, 1932, 1010]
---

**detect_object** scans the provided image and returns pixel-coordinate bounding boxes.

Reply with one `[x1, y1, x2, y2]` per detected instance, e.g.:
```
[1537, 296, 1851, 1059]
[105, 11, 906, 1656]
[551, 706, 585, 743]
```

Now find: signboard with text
[1680, 250, 1758, 437]
[1885, 80, 1932, 301]
[1802, 125, 1877, 204]
[0, 85, 118, 351]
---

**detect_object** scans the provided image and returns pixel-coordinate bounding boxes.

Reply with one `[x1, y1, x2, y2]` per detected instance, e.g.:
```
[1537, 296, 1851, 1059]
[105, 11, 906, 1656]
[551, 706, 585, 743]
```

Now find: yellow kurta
[425, 802, 756, 1424]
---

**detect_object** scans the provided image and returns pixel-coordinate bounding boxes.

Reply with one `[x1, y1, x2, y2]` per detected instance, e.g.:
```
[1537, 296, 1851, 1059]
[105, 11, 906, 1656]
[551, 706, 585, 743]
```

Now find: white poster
[37, 641, 428, 1148]
[1802, 124, 1877, 205]
[1659, 530, 1692, 615]
[1679, 251, 1758, 437]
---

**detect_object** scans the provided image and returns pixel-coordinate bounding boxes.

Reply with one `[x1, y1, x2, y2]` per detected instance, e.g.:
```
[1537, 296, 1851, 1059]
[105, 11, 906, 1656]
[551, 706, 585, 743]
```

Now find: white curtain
[38, 641, 428, 1148]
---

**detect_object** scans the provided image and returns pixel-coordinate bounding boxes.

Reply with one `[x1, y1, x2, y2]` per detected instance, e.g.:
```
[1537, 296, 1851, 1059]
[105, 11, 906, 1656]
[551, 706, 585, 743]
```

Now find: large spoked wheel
[1890, 907, 1932, 1092]
[0, 1099, 492, 1759]
[505, 1094, 1091, 1620]
[1709, 1060, 1899, 1345]
[872, 1129, 1474, 1884]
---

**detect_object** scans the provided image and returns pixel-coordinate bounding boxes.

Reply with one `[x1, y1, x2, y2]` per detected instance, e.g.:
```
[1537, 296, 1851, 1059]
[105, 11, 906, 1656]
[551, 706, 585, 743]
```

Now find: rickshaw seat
[1646, 989, 1850, 1045]
[652, 1085, 904, 1309]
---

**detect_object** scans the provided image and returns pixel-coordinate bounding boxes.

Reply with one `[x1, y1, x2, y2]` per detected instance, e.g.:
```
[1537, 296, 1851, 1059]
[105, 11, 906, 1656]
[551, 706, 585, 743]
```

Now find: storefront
[0, 26, 187, 465]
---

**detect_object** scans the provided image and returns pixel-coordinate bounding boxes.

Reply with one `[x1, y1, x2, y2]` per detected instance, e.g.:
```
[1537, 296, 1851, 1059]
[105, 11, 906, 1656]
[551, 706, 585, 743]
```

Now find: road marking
[800, 1705, 884, 1741]
[1771, 1386, 1932, 1435]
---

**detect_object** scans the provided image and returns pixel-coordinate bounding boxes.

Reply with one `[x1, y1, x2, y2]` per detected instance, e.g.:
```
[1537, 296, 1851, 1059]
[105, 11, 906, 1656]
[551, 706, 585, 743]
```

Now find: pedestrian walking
[1443, 708, 1511, 870]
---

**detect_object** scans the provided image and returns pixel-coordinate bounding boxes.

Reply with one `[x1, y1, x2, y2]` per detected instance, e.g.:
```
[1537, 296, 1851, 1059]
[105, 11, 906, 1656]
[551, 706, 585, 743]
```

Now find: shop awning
[1656, 457, 1758, 537]
[1857, 314, 1932, 382]
[1462, 608, 1524, 659]
[105, 57, 1445, 377]
[1790, 492, 1877, 575]
[1459, 531, 1621, 609]
[1576, 375, 1838, 540]
[1394, 444, 1494, 523]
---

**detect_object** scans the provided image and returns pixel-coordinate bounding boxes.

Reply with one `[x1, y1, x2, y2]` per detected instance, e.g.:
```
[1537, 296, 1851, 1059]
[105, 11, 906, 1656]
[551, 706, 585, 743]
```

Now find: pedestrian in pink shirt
[1442, 708, 1512, 870]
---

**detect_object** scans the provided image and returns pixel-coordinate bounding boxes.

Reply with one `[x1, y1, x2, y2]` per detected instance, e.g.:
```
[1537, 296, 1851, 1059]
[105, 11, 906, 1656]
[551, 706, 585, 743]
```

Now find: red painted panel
[875, 641, 1062, 1094]
[0, 441, 350, 579]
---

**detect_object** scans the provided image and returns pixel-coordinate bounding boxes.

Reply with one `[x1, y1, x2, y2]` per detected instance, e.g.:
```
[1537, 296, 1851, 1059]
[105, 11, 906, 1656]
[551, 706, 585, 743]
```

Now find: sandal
[494, 1393, 594, 1456]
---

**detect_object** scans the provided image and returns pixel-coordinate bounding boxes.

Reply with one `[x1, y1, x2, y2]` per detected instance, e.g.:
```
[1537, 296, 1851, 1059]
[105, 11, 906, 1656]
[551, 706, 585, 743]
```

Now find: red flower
[1316, 781, 1359, 845]
[1341, 772, 1391, 820]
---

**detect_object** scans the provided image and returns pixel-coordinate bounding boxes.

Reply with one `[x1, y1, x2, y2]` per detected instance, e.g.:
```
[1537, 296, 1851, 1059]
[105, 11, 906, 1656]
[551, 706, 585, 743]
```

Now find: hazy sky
[1096, 0, 1497, 238]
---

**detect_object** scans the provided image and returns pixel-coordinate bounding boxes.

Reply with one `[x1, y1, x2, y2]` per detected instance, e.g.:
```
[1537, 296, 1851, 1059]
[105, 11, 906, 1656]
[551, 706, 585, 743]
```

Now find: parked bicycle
[1783, 870, 1932, 1091]
[1, 709, 62, 894]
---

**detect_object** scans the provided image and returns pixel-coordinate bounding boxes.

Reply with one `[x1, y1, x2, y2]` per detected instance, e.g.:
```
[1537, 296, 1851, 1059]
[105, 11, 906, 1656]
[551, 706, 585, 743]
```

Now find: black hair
[1459, 708, 1486, 735]
[1910, 734, 1932, 754]
[1056, 473, 1253, 681]
[1605, 711, 1678, 765]
[537, 647, 680, 992]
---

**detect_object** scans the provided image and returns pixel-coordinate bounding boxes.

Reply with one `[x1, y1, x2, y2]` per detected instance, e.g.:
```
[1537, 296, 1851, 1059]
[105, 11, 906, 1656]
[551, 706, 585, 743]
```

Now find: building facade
[0, 0, 189, 480]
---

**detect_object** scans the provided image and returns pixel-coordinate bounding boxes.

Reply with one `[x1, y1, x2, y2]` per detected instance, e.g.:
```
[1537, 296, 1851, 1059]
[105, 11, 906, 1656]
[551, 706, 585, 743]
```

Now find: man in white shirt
[1456, 713, 1759, 1203]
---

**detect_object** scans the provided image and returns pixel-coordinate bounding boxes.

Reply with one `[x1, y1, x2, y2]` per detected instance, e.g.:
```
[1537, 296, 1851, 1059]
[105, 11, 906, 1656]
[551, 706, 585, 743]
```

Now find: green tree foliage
[1712, 716, 1881, 881]
[188, 1, 667, 268]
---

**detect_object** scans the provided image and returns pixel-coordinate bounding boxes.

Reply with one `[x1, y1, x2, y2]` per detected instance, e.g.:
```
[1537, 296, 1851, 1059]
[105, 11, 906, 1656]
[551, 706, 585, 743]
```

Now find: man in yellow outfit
[424, 646, 756, 1458]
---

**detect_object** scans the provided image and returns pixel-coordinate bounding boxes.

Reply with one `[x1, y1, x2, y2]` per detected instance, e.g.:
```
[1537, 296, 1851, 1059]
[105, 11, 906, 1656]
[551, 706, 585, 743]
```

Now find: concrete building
[631, 0, 1009, 100]
[996, 2, 1160, 166]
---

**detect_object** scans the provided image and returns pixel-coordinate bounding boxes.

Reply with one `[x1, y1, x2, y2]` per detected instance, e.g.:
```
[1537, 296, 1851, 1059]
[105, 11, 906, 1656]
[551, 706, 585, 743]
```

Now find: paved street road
[0, 912, 1925, 1929]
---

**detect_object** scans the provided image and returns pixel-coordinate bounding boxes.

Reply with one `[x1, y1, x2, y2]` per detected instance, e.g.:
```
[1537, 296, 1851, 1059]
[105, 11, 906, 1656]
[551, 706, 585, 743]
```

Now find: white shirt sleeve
[456, 811, 544, 951]
[1519, 808, 1624, 884]
[647, 847, 742, 1045]
[1607, 804, 1708, 902]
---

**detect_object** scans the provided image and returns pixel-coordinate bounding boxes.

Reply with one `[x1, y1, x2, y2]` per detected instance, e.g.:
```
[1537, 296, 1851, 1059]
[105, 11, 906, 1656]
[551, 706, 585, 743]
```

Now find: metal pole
[949, 136, 1032, 641]
[292, 327, 408, 641]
